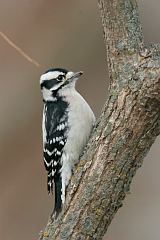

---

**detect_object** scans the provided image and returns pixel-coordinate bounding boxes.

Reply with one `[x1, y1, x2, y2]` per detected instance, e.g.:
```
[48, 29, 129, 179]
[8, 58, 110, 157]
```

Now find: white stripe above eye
[40, 71, 65, 83]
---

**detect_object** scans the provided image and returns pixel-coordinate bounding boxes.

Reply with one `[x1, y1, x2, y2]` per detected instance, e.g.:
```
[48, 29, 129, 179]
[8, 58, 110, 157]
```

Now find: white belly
[60, 89, 95, 203]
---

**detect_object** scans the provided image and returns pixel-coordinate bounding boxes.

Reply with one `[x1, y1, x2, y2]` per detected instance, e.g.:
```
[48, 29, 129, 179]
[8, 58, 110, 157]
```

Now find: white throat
[42, 88, 56, 102]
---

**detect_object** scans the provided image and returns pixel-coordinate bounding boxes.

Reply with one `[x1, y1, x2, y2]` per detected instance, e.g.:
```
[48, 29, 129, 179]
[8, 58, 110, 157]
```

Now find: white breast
[64, 89, 95, 161]
[59, 87, 95, 203]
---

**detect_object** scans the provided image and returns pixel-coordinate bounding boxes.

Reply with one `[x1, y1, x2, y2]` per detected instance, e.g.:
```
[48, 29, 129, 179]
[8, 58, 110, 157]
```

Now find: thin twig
[0, 31, 40, 68]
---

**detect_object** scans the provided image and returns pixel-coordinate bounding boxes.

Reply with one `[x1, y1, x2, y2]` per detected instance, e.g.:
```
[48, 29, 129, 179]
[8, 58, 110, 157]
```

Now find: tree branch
[39, 0, 160, 239]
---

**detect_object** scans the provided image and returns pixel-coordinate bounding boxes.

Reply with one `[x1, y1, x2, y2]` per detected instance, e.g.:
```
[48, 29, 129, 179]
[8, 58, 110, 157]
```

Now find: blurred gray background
[0, 1, 159, 240]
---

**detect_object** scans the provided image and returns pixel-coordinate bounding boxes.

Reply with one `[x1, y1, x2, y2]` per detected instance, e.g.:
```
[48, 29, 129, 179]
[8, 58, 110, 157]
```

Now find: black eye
[57, 75, 65, 81]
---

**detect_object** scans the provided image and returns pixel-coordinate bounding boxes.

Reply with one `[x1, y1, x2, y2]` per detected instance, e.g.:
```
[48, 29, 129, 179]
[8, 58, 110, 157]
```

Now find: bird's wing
[43, 103, 68, 194]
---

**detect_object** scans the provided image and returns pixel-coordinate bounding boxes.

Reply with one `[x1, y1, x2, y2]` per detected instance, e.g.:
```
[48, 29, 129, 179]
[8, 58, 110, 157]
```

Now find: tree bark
[39, 0, 160, 239]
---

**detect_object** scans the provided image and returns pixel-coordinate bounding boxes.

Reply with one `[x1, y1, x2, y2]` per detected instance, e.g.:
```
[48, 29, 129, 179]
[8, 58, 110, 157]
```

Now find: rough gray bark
[39, 0, 160, 239]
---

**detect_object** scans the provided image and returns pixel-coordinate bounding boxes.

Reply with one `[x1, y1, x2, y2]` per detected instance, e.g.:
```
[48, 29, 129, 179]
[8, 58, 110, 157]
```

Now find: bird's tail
[51, 175, 62, 219]
[47, 168, 54, 194]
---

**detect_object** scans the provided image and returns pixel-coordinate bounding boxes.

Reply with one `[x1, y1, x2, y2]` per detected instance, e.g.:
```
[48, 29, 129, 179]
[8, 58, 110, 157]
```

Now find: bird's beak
[67, 71, 83, 81]
[72, 71, 83, 79]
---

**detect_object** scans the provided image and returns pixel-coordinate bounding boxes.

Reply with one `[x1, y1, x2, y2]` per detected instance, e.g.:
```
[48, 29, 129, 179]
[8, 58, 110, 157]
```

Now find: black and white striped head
[40, 68, 83, 102]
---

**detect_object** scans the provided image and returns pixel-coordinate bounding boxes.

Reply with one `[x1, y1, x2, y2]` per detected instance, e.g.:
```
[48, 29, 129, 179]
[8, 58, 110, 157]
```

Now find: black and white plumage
[40, 67, 95, 217]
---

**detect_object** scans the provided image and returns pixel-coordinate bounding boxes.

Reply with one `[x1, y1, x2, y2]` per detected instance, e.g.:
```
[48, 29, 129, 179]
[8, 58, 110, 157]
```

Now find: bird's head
[40, 68, 83, 102]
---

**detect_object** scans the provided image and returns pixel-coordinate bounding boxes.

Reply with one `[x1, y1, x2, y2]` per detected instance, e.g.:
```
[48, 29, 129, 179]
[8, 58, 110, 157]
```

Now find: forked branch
[39, 0, 160, 239]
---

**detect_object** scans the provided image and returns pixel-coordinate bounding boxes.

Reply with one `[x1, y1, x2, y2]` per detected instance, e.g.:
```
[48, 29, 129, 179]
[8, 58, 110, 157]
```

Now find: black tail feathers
[47, 171, 54, 194]
[51, 175, 62, 219]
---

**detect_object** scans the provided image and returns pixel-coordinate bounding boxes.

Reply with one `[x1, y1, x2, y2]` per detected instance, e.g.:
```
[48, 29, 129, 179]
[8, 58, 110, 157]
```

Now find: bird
[40, 67, 95, 218]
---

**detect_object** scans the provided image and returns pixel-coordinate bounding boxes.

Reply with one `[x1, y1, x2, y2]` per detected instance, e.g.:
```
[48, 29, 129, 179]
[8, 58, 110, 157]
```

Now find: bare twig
[0, 31, 40, 68]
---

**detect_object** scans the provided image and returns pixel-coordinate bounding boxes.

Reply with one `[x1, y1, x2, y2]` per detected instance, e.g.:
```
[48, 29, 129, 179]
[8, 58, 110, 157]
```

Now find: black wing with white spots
[43, 100, 68, 195]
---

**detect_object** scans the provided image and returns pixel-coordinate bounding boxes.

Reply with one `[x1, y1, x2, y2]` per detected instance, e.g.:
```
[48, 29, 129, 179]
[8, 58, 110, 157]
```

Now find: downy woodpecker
[40, 68, 95, 217]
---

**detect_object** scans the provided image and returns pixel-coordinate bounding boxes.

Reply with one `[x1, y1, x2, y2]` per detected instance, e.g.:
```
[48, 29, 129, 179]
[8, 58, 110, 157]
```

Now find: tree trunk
[39, 0, 160, 239]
